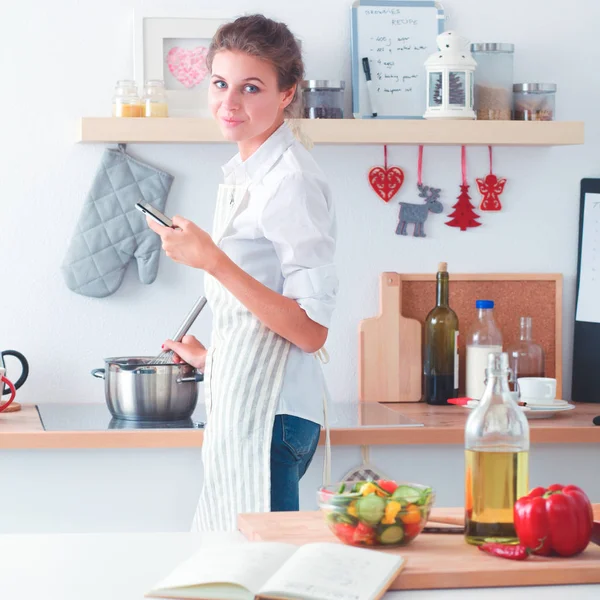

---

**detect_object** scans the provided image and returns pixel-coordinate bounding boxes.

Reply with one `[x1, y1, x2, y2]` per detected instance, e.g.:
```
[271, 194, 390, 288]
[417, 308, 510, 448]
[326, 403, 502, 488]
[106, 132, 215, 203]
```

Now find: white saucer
[524, 404, 575, 419]
[464, 400, 575, 419]
[521, 398, 569, 409]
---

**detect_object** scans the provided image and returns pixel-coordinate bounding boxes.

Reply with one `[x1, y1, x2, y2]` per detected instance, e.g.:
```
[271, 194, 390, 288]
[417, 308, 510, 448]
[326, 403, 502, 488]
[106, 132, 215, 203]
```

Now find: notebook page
[260, 543, 405, 600]
[148, 543, 297, 597]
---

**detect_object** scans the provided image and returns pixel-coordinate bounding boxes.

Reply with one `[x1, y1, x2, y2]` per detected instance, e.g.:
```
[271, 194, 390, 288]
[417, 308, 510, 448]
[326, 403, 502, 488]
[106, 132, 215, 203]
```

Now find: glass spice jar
[470, 43, 514, 120]
[513, 83, 556, 121]
[301, 80, 345, 119]
[142, 80, 169, 118]
[112, 80, 142, 118]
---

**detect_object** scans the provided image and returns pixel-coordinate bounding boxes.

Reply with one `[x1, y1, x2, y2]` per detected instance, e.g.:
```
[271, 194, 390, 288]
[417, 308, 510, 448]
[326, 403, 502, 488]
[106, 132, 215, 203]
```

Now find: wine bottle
[423, 262, 459, 405]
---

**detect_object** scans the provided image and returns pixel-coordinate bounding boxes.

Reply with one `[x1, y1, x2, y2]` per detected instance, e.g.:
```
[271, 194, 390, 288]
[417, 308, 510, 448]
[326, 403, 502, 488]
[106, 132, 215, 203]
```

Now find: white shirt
[216, 122, 337, 426]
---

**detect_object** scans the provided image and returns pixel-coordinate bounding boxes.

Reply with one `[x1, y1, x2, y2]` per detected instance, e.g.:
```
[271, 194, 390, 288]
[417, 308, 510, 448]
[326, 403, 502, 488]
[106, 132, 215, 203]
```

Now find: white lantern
[424, 31, 477, 120]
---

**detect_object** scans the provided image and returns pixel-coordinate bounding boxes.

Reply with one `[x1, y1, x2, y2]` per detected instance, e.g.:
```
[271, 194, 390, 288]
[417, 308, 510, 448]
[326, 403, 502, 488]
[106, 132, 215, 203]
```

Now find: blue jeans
[270, 414, 321, 512]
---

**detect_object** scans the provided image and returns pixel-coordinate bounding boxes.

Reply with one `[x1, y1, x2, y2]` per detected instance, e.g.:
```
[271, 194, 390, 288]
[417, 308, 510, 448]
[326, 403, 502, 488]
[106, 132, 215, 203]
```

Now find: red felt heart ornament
[368, 166, 405, 202]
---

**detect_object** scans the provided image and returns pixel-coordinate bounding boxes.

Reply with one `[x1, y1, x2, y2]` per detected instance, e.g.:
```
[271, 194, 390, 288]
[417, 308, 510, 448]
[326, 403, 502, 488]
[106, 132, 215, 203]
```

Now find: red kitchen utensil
[0, 369, 17, 413]
[592, 522, 600, 547]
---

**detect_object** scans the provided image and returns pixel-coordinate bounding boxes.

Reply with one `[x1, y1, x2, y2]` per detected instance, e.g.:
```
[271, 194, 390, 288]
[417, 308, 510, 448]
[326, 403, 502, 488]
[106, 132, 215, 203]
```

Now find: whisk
[151, 295, 208, 364]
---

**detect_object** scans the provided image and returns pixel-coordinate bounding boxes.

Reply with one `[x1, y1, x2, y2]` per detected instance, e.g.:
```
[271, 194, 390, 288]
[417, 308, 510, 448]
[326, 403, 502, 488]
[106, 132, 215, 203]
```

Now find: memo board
[572, 178, 600, 403]
[351, 0, 445, 119]
[399, 273, 563, 398]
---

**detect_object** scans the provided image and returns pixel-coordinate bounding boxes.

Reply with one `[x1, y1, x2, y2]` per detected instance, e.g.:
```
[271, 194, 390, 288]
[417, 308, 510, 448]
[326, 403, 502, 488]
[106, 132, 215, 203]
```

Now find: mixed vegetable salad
[319, 480, 434, 547]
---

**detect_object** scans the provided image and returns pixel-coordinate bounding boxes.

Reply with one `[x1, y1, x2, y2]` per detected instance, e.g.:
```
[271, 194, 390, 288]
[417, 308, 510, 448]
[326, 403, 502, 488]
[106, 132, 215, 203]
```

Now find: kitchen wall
[2, 0, 600, 534]
[1, 0, 598, 405]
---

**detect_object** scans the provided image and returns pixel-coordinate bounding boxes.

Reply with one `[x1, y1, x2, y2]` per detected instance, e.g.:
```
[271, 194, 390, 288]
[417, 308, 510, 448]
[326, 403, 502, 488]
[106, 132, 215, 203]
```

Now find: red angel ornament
[476, 147, 507, 211]
[476, 173, 507, 211]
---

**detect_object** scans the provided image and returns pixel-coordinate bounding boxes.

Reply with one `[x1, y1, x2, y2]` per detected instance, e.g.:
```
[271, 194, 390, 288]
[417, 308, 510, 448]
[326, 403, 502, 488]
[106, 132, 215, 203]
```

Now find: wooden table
[238, 507, 600, 591]
[1, 531, 598, 599]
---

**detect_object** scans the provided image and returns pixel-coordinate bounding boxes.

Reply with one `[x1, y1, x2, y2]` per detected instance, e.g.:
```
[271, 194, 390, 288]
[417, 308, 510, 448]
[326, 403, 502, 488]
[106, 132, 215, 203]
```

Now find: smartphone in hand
[135, 202, 174, 228]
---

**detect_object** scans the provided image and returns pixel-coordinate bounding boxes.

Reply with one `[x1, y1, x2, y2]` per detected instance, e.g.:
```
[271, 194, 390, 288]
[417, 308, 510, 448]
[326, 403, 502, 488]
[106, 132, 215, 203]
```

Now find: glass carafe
[464, 352, 530, 545]
[465, 300, 503, 400]
[507, 316, 545, 391]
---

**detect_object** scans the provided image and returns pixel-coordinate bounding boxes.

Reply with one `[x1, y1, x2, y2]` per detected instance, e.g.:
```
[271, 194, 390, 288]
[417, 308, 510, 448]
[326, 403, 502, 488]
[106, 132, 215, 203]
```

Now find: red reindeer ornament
[476, 147, 507, 211]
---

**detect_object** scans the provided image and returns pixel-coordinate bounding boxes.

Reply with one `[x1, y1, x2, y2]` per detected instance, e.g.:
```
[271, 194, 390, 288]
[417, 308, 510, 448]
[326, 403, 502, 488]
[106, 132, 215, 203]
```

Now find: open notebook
[145, 541, 405, 600]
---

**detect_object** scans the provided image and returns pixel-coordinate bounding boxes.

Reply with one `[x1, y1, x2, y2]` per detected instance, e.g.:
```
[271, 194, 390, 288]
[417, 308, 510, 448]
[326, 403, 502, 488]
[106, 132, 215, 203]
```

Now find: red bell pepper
[514, 484, 593, 557]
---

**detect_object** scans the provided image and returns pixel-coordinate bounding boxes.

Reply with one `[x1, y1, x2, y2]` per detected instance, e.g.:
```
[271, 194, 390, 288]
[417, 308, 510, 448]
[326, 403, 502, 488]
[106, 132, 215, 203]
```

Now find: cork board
[399, 273, 563, 396]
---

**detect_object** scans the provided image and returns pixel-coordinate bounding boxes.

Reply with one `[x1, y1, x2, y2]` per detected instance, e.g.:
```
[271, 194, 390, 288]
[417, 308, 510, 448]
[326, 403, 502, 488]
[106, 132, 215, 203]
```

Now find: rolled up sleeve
[259, 173, 338, 328]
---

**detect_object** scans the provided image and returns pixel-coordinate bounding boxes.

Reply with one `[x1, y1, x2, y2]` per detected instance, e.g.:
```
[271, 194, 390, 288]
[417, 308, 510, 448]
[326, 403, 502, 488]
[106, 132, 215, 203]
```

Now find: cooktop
[34, 401, 422, 431]
[36, 403, 206, 431]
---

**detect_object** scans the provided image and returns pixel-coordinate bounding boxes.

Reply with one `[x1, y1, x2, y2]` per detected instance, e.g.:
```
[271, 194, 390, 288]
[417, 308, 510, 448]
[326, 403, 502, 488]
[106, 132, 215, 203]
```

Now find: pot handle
[91, 368, 105, 380]
[177, 372, 204, 384]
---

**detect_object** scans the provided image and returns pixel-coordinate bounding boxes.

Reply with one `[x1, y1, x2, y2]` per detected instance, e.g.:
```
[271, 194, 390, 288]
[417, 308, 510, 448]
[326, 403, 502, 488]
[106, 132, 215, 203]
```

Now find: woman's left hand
[146, 215, 222, 272]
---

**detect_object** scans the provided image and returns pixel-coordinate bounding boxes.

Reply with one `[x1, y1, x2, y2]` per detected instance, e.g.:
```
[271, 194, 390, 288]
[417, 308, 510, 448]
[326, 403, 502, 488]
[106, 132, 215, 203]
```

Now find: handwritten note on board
[576, 193, 600, 323]
[351, 1, 444, 118]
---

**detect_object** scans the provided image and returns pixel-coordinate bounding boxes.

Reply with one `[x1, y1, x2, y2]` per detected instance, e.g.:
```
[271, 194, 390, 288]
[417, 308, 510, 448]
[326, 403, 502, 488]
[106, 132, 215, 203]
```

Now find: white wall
[2, 0, 599, 406]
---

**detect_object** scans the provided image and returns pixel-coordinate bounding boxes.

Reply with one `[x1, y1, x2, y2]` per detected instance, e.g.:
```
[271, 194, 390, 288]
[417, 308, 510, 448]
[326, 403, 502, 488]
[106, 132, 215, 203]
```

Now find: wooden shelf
[78, 117, 584, 146]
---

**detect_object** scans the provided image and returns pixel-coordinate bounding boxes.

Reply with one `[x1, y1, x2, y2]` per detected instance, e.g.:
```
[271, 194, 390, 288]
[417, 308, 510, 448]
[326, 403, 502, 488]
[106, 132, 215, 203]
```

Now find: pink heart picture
[166, 46, 209, 89]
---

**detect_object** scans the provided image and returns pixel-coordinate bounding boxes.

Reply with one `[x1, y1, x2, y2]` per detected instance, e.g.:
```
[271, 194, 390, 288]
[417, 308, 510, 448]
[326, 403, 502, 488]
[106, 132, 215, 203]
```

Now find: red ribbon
[461, 145, 467, 186]
[488, 145, 493, 175]
[417, 145, 424, 187]
[384, 144, 388, 169]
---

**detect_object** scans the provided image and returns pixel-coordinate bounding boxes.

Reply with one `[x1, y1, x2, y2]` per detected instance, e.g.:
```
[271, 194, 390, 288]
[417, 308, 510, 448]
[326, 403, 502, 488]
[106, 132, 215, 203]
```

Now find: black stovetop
[36, 403, 206, 431]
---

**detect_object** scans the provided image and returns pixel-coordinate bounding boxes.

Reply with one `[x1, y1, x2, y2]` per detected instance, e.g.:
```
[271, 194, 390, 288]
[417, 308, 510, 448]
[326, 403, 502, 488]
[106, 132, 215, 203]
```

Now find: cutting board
[359, 272, 422, 403]
[238, 506, 600, 591]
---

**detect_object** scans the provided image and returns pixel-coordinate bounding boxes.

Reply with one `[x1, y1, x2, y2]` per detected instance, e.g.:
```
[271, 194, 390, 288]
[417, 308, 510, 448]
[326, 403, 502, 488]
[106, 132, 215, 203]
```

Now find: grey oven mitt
[61, 145, 173, 298]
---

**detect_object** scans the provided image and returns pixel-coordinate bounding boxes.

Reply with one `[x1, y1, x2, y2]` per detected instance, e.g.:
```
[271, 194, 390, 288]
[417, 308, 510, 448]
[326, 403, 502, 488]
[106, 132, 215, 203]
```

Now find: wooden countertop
[0, 402, 599, 449]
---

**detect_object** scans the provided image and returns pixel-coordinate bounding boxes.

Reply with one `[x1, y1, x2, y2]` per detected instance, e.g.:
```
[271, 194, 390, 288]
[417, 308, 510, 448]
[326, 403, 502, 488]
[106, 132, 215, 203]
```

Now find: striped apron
[192, 182, 292, 531]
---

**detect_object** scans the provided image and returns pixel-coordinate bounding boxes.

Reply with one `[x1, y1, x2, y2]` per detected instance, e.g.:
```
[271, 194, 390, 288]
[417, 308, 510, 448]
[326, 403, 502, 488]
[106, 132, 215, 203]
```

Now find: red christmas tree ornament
[446, 146, 481, 231]
[476, 146, 507, 211]
[368, 145, 405, 202]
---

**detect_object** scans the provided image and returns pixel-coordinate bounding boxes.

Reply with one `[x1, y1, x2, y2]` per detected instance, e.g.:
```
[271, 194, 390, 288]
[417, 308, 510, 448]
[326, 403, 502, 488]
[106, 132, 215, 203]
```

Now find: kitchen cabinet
[1, 402, 599, 534]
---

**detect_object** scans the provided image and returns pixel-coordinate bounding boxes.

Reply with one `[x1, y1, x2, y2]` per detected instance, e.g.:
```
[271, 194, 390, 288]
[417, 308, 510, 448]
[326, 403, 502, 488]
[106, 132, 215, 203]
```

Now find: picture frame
[134, 9, 233, 117]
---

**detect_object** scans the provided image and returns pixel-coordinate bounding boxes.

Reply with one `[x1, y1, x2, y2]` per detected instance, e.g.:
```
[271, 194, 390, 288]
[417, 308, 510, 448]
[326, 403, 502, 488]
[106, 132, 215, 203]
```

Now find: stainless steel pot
[91, 356, 203, 421]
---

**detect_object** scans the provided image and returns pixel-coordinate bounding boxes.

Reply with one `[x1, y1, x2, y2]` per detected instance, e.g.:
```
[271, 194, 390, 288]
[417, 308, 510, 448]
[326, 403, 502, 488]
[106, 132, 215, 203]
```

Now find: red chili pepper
[514, 484, 593, 557]
[478, 542, 531, 560]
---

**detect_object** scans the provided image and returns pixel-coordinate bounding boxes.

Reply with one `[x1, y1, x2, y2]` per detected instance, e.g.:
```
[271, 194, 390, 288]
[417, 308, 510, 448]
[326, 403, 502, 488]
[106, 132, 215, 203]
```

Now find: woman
[147, 14, 337, 532]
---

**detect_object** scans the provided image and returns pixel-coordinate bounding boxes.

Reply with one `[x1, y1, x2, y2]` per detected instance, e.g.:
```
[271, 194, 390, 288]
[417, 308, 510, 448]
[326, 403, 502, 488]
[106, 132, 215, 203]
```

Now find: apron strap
[315, 348, 331, 486]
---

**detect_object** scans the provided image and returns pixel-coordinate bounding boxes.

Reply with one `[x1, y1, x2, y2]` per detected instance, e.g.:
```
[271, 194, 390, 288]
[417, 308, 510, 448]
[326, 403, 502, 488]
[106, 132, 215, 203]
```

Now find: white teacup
[517, 377, 556, 404]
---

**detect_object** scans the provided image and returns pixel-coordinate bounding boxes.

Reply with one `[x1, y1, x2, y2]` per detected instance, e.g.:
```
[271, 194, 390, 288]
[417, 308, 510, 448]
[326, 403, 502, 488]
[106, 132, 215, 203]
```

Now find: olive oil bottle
[423, 262, 459, 405]
[464, 352, 530, 545]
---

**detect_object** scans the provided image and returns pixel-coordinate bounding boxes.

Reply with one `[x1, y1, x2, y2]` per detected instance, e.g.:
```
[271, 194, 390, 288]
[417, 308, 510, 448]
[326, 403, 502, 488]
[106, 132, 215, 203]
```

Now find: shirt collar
[221, 122, 296, 185]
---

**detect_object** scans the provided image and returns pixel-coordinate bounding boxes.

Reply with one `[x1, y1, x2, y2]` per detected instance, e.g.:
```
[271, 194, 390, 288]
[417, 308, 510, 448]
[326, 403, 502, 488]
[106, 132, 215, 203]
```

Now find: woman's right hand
[162, 335, 207, 370]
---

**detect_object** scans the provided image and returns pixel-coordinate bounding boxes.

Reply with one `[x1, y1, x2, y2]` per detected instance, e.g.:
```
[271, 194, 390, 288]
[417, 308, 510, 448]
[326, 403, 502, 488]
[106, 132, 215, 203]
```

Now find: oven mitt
[61, 145, 173, 298]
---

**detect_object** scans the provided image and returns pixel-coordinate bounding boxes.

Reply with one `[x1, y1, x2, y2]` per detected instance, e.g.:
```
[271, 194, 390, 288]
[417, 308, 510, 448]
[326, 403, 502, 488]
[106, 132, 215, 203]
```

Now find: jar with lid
[513, 83, 556, 121]
[112, 80, 142, 118]
[301, 80, 345, 119]
[465, 300, 503, 400]
[506, 316, 545, 390]
[470, 43, 514, 120]
[142, 80, 169, 118]
[464, 351, 530, 545]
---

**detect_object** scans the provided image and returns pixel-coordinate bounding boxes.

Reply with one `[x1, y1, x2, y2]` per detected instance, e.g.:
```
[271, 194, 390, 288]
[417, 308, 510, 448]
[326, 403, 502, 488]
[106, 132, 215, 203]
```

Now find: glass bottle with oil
[464, 351, 529, 545]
